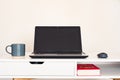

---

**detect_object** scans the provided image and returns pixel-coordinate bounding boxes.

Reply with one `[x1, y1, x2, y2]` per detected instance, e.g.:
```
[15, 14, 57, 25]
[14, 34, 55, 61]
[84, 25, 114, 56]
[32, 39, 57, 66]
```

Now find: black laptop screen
[34, 26, 82, 53]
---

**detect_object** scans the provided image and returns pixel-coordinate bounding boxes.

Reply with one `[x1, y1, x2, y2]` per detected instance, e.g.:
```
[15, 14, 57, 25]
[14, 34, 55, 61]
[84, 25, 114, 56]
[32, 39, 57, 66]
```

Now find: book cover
[77, 64, 100, 76]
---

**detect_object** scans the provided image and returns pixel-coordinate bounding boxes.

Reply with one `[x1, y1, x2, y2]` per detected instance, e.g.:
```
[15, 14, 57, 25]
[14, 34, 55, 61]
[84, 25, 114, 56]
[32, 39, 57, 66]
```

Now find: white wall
[0, 0, 120, 54]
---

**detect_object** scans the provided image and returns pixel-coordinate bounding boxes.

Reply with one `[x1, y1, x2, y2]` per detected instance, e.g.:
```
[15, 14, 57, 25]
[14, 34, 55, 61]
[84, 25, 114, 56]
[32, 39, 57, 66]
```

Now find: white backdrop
[0, 0, 120, 55]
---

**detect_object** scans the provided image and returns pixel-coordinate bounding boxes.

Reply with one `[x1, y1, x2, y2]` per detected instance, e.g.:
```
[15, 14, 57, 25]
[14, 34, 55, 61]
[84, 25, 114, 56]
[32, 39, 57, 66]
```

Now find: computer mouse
[97, 52, 108, 58]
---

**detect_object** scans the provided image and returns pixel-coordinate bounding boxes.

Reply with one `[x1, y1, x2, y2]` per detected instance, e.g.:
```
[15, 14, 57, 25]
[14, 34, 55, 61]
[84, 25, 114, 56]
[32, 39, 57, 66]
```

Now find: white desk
[0, 52, 120, 79]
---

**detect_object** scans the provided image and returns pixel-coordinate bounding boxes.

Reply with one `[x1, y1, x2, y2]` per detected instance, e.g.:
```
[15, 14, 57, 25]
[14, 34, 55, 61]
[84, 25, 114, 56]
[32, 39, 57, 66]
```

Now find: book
[77, 64, 100, 76]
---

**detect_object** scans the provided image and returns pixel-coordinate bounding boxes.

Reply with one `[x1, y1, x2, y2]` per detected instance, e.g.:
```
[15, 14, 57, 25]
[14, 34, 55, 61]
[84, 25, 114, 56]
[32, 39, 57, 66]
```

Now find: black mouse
[97, 52, 108, 58]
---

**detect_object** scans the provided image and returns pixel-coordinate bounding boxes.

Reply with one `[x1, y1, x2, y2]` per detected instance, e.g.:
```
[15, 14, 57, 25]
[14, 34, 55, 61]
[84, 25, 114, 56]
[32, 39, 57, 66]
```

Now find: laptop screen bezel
[33, 26, 83, 54]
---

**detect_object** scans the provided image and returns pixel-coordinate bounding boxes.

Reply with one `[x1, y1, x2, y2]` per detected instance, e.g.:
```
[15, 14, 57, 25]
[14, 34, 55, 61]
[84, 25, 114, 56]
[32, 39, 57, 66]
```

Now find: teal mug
[5, 44, 25, 56]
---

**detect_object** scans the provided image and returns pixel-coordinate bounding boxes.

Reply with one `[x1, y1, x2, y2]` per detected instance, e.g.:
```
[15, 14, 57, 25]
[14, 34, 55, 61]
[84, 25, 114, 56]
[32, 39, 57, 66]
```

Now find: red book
[77, 64, 100, 76]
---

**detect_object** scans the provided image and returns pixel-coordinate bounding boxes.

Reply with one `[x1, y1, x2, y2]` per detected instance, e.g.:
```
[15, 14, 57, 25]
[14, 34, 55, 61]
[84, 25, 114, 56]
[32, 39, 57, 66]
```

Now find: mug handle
[5, 45, 11, 54]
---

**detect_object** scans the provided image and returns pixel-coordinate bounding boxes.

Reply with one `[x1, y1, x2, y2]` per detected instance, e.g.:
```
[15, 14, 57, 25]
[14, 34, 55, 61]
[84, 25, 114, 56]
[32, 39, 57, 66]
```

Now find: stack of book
[77, 64, 100, 76]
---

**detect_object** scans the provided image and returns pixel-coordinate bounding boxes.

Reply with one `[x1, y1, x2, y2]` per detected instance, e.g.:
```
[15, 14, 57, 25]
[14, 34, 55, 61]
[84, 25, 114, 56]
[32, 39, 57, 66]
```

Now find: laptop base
[29, 55, 88, 59]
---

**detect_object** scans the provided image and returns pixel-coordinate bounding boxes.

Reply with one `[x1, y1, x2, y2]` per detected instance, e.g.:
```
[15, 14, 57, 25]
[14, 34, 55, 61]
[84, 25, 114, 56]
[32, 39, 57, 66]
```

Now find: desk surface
[0, 52, 120, 62]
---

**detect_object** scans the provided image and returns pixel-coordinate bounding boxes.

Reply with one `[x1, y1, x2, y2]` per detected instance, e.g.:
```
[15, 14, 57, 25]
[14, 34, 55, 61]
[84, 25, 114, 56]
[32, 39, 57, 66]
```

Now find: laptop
[29, 26, 88, 59]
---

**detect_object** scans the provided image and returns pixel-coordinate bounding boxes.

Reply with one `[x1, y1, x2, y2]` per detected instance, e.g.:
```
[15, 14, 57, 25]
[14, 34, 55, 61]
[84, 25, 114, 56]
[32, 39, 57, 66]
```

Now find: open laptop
[29, 26, 88, 59]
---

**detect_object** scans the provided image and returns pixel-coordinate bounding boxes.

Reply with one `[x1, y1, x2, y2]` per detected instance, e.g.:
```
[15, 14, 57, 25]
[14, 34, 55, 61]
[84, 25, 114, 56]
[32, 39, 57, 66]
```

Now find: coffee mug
[5, 44, 25, 57]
